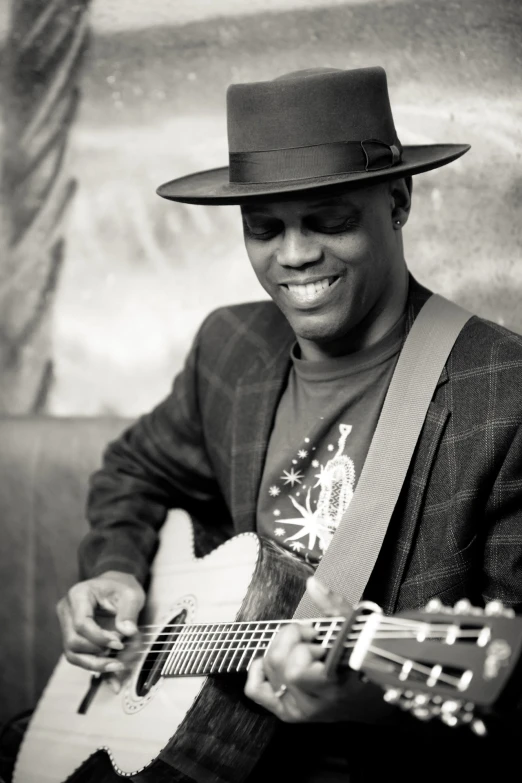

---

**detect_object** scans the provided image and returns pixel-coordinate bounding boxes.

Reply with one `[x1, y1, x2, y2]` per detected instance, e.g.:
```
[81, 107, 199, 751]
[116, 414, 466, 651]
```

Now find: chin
[292, 324, 347, 348]
[288, 311, 350, 343]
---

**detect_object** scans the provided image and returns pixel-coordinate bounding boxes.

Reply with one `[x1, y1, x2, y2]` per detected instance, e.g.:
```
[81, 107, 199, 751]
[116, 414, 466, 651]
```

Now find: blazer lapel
[230, 338, 293, 533]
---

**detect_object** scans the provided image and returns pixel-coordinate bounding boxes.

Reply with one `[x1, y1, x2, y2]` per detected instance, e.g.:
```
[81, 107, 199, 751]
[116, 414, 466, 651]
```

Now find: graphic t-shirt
[257, 316, 405, 564]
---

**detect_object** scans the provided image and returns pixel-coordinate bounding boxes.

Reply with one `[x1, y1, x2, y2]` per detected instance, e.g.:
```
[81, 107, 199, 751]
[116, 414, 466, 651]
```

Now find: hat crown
[157, 64, 470, 204]
[227, 66, 398, 153]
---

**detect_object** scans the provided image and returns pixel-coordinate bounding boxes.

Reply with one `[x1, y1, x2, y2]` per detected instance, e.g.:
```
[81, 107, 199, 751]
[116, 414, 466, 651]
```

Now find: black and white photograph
[1, 0, 521, 781]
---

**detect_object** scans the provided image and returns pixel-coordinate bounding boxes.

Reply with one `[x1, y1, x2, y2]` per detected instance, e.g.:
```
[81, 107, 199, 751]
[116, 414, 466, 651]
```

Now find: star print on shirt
[280, 488, 331, 551]
[266, 423, 357, 560]
[313, 464, 329, 488]
[280, 468, 304, 486]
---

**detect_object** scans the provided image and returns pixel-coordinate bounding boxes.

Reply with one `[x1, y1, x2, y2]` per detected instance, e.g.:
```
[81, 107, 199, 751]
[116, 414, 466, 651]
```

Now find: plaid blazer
[83, 277, 522, 615]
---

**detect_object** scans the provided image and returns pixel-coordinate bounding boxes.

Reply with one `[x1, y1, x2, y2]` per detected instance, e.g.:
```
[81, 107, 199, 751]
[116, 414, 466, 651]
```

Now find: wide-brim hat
[157, 66, 470, 205]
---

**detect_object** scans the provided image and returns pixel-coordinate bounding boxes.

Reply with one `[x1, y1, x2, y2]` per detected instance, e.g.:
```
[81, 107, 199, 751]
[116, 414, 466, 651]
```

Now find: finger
[298, 622, 318, 642]
[107, 675, 122, 694]
[118, 633, 143, 666]
[245, 657, 315, 723]
[306, 576, 353, 618]
[67, 633, 109, 656]
[57, 597, 120, 657]
[289, 660, 329, 693]
[105, 645, 141, 692]
[263, 623, 304, 685]
[66, 587, 122, 648]
[113, 587, 144, 637]
[63, 650, 127, 674]
[280, 641, 328, 702]
[245, 657, 278, 707]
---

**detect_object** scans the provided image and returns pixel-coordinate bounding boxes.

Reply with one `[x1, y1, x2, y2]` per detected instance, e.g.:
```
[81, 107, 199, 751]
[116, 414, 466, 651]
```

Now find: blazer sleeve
[78, 315, 223, 584]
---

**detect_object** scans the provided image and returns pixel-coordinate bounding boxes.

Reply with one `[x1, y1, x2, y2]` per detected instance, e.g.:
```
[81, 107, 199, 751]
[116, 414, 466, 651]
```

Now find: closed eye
[242, 217, 282, 240]
[241, 212, 360, 240]
[307, 217, 358, 234]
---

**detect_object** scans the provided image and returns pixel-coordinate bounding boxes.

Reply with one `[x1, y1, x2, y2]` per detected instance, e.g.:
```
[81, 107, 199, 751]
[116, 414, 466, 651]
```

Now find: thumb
[113, 587, 144, 637]
[306, 576, 353, 619]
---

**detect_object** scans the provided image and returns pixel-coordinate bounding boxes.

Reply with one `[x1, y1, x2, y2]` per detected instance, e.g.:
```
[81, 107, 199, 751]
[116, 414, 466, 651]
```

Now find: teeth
[287, 278, 333, 300]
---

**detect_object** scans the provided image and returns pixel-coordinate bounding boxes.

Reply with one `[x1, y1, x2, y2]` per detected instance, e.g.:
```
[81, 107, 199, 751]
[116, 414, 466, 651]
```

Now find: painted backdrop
[43, 0, 522, 414]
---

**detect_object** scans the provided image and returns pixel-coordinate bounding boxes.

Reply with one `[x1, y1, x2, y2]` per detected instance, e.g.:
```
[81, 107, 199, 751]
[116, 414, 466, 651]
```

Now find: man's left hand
[244, 576, 357, 723]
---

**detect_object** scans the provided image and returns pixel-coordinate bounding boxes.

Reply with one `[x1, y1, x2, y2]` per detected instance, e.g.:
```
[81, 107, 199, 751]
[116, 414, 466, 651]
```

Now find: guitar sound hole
[135, 609, 187, 697]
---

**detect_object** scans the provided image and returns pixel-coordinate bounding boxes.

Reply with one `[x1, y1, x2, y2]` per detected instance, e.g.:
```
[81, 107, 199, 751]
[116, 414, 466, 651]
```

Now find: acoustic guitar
[14, 512, 522, 783]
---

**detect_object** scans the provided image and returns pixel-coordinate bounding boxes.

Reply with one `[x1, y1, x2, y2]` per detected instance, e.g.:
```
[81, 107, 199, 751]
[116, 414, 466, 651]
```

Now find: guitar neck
[147, 618, 344, 678]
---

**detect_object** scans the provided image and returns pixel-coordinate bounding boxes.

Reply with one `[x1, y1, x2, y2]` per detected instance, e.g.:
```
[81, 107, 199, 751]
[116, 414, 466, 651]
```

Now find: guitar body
[14, 512, 310, 783]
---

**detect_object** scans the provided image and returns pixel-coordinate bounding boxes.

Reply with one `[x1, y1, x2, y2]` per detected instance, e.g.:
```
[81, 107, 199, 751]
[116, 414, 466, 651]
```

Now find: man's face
[241, 182, 408, 359]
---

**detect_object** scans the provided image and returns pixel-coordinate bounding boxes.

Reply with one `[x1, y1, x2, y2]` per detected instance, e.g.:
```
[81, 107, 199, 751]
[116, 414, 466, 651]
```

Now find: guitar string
[126, 640, 465, 687]
[130, 631, 483, 668]
[134, 620, 469, 641]
[137, 625, 482, 641]
[96, 614, 486, 677]
[139, 620, 361, 631]
[134, 623, 482, 647]
[135, 614, 480, 632]
[139, 622, 341, 640]
[134, 624, 483, 646]
[133, 629, 483, 654]
[364, 645, 463, 687]
[133, 615, 476, 635]
[125, 623, 482, 677]
[116, 614, 483, 652]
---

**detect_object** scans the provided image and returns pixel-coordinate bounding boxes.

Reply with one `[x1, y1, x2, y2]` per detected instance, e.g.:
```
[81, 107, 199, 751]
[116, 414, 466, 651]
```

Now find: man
[57, 67, 522, 780]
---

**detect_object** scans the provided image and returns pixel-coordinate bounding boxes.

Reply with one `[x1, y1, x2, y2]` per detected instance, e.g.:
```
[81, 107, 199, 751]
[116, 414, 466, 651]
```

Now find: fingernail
[105, 662, 125, 673]
[119, 621, 137, 636]
[108, 639, 124, 651]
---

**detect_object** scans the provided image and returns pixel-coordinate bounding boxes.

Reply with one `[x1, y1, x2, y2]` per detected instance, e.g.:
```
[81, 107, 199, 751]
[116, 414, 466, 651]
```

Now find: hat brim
[156, 144, 470, 205]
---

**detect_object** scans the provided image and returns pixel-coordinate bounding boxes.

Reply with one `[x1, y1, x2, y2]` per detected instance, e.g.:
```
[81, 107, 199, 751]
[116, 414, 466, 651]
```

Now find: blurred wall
[41, 0, 521, 415]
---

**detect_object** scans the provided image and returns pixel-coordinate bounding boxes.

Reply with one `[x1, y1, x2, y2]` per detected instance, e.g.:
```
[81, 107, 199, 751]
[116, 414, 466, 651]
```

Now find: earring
[394, 220, 401, 228]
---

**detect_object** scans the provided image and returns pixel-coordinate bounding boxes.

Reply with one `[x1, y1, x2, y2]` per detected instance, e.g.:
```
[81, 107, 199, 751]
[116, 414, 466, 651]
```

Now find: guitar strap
[293, 293, 473, 618]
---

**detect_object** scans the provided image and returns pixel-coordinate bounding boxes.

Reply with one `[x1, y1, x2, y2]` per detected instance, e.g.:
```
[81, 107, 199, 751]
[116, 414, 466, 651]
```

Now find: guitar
[14, 512, 522, 783]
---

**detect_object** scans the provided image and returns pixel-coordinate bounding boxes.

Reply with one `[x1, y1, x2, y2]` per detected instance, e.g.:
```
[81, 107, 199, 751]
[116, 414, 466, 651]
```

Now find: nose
[275, 228, 323, 268]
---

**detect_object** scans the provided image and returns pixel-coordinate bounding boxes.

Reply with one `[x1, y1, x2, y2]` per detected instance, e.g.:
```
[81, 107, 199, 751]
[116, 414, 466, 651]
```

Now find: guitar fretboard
[149, 619, 342, 677]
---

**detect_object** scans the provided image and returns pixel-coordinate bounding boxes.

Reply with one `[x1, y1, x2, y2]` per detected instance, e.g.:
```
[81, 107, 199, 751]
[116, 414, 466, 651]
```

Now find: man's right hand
[56, 571, 145, 674]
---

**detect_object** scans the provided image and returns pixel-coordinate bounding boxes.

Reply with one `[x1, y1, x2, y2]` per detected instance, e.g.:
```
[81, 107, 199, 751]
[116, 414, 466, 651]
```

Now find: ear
[390, 177, 412, 229]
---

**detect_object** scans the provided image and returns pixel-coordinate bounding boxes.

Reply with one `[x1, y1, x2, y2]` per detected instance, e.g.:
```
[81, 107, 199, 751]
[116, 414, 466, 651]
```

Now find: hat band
[229, 139, 401, 184]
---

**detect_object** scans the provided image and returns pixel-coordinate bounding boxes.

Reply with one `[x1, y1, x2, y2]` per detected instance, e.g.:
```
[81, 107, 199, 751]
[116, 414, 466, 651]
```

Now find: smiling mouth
[282, 276, 340, 305]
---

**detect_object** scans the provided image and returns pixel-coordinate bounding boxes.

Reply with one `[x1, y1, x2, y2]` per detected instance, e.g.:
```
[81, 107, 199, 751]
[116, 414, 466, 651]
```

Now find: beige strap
[294, 294, 473, 618]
